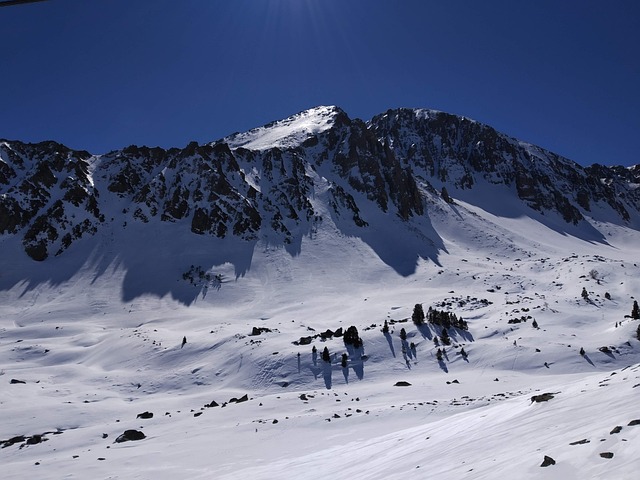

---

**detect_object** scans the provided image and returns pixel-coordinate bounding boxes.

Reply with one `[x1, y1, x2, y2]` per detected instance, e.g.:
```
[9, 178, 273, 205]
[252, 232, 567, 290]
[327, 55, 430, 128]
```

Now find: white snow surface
[2, 183, 640, 479]
[223, 105, 340, 150]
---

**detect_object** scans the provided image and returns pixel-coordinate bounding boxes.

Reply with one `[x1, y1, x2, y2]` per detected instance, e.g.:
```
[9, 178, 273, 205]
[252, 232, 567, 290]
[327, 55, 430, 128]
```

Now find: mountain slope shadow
[328, 201, 445, 276]
[0, 223, 259, 306]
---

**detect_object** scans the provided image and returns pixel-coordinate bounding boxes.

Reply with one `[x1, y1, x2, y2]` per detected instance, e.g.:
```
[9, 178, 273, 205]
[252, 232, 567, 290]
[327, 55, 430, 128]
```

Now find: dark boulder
[115, 430, 146, 443]
[540, 455, 556, 467]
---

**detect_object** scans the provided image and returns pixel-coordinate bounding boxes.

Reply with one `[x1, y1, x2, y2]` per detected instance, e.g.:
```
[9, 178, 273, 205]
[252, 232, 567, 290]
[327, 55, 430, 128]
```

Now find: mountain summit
[1, 106, 638, 275]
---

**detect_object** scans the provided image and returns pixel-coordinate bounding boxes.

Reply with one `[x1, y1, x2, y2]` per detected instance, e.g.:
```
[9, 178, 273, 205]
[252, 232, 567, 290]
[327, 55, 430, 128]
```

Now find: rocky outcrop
[1, 106, 638, 262]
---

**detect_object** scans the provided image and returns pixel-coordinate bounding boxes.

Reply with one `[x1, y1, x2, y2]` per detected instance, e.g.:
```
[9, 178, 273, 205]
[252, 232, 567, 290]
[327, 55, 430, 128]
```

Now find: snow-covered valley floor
[2, 200, 640, 479]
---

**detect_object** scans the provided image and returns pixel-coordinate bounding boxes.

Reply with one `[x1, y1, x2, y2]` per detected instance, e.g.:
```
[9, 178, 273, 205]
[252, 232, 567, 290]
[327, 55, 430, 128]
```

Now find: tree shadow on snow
[583, 353, 595, 366]
[345, 344, 365, 380]
[438, 358, 448, 373]
[384, 332, 396, 357]
[322, 361, 332, 389]
[417, 324, 432, 340]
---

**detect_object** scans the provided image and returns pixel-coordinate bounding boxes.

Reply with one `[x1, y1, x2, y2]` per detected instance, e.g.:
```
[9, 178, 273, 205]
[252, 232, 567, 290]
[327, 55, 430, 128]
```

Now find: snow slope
[2, 180, 640, 479]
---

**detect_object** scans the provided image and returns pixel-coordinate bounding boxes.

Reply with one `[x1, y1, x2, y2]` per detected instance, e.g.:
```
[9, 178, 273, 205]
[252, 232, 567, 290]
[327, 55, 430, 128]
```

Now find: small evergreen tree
[341, 353, 348, 368]
[382, 319, 389, 334]
[400, 328, 407, 341]
[581, 287, 589, 299]
[433, 336, 439, 346]
[532, 319, 539, 329]
[412, 304, 425, 326]
[436, 348, 443, 361]
[632, 300, 640, 320]
[579, 347, 585, 356]
[605, 292, 611, 300]
[460, 347, 467, 358]
[322, 346, 331, 363]
[440, 328, 451, 346]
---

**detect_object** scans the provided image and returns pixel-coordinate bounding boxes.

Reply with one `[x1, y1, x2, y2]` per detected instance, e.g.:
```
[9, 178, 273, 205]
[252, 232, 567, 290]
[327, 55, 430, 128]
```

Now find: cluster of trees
[412, 304, 468, 331]
[343, 326, 363, 348]
[316, 326, 363, 366]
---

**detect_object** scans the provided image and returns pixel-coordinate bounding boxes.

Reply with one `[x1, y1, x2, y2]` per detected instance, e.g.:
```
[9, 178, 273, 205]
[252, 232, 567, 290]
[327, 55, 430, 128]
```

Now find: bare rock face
[2, 106, 639, 262]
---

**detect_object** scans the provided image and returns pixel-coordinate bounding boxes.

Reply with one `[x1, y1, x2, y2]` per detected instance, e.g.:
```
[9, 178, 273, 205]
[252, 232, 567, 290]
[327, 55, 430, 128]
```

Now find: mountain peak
[223, 105, 348, 151]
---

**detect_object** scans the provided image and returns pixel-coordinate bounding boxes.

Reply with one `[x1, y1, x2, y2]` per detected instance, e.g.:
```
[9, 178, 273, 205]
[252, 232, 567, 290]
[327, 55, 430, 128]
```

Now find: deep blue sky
[1, 0, 638, 166]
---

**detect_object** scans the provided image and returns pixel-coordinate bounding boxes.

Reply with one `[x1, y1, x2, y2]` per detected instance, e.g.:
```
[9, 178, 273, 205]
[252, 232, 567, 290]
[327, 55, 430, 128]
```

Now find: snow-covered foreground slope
[1, 184, 640, 479]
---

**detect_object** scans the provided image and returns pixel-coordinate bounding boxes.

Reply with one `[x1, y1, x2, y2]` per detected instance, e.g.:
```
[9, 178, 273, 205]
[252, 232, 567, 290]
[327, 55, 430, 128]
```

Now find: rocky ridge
[1, 106, 638, 261]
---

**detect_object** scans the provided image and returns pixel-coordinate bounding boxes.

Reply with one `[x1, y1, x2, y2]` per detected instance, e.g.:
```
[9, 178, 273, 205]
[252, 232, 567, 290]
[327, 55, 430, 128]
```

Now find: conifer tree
[632, 300, 640, 320]
[400, 328, 407, 341]
[341, 353, 348, 368]
[412, 304, 425, 326]
[581, 287, 589, 300]
[382, 319, 389, 334]
[440, 328, 451, 346]
[322, 346, 331, 363]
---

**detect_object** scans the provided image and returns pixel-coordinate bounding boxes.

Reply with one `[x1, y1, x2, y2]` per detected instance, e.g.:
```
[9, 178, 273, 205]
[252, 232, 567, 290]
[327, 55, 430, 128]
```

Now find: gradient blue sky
[1, 0, 638, 166]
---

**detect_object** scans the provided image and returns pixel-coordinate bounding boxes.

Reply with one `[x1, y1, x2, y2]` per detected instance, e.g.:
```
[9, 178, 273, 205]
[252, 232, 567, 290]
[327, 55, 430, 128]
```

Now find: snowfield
[2, 186, 639, 480]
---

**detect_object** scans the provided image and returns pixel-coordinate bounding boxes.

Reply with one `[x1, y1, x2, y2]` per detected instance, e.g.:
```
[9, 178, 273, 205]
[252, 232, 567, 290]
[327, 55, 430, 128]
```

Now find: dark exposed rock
[531, 393, 555, 403]
[394, 381, 412, 387]
[26, 435, 43, 445]
[569, 439, 590, 445]
[204, 400, 219, 408]
[1, 435, 26, 448]
[250, 327, 272, 336]
[1, 431, 57, 449]
[136, 411, 153, 419]
[610, 426, 623, 434]
[599, 452, 614, 459]
[115, 430, 146, 443]
[320, 329, 334, 340]
[628, 419, 640, 426]
[540, 455, 556, 467]
[9, 379, 26, 384]
[229, 394, 248, 404]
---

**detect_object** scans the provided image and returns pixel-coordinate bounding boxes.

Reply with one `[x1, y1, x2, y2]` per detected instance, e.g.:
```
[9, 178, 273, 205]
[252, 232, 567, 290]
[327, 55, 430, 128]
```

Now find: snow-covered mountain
[1, 107, 640, 479]
[1, 106, 638, 266]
